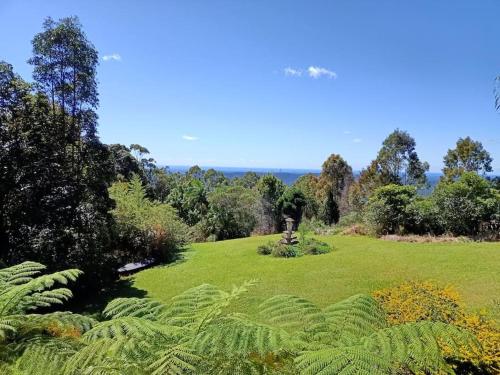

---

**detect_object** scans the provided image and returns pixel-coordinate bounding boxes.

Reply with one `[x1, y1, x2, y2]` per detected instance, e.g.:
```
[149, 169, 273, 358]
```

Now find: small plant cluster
[373, 281, 500, 373]
[257, 237, 332, 258]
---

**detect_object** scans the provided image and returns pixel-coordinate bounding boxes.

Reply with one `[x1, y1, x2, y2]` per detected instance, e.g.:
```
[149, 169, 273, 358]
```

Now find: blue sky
[1, 0, 499, 172]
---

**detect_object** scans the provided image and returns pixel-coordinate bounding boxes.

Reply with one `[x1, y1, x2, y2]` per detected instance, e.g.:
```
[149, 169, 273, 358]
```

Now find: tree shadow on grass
[70, 253, 189, 315]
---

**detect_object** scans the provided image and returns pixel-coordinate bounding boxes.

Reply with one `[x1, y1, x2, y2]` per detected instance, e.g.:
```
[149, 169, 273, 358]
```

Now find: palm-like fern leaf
[259, 295, 324, 327]
[103, 297, 168, 320]
[295, 346, 390, 375]
[192, 314, 290, 357]
[148, 344, 201, 375]
[363, 321, 480, 373]
[322, 294, 387, 345]
[0, 261, 46, 286]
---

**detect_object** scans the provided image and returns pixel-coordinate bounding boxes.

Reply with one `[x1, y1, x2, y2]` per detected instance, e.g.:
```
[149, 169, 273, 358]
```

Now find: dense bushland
[0, 262, 485, 375]
[365, 173, 500, 237]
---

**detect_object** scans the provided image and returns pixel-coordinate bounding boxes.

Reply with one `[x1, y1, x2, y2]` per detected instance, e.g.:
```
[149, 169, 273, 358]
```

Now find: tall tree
[443, 137, 493, 179]
[318, 154, 353, 224]
[376, 129, 429, 186]
[256, 174, 286, 233]
[1, 17, 118, 291]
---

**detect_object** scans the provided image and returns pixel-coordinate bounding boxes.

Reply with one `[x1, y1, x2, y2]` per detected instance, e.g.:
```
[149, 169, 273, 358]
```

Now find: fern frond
[148, 344, 201, 375]
[103, 297, 167, 320]
[295, 346, 390, 375]
[167, 284, 227, 317]
[83, 317, 186, 343]
[0, 269, 82, 316]
[323, 294, 387, 345]
[24, 312, 96, 333]
[363, 321, 480, 373]
[62, 338, 145, 375]
[0, 262, 46, 286]
[192, 314, 290, 357]
[259, 295, 324, 327]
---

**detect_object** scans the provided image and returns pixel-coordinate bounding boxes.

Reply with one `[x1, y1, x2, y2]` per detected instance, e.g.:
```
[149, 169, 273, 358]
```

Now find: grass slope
[131, 235, 499, 318]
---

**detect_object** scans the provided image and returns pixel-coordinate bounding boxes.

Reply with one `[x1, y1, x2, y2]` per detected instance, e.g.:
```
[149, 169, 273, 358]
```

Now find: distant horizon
[163, 164, 474, 176]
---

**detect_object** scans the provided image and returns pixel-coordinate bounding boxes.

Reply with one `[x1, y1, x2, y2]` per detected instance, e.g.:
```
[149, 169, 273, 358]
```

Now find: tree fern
[192, 314, 290, 357]
[322, 294, 387, 345]
[295, 346, 390, 375]
[103, 297, 168, 320]
[147, 344, 201, 375]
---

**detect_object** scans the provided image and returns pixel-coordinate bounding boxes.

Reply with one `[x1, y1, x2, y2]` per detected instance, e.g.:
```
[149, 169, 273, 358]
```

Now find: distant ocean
[165, 165, 444, 193]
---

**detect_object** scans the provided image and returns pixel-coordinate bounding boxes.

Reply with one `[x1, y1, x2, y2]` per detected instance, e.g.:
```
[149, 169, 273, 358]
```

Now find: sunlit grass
[131, 235, 499, 319]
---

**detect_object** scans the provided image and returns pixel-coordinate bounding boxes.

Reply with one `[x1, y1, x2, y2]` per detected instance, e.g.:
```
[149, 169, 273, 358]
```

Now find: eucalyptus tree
[376, 129, 429, 186]
[0, 17, 119, 292]
[318, 154, 353, 224]
[443, 137, 493, 180]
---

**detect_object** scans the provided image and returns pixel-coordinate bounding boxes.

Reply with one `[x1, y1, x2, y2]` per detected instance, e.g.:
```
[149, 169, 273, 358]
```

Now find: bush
[300, 238, 332, 255]
[373, 281, 500, 372]
[257, 242, 273, 255]
[109, 176, 189, 263]
[271, 243, 301, 258]
[432, 172, 500, 236]
[201, 185, 258, 240]
[365, 184, 418, 235]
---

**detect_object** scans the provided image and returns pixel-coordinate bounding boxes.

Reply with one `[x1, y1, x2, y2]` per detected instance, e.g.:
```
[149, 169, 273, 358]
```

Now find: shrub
[271, 243, 301, 258]
[373, 281, 500, 372]
[257, 242, 273, 255]
[109, 175, 189, 262]
[300, 238, 332, 255]
[201, 185, 258, 240]
[431, 172, 500, 236]
[365, 184, 418, 235]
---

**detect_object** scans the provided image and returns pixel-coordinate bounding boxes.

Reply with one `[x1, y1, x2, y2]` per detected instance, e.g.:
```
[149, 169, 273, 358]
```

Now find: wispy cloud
[283, 67, 302, 77]
[307, 66, 337, 79]
[182, 135, 199, 141]
[343, 130, 351, 135]
[102, 53, 121, 62]
[353, 138, 362, 143]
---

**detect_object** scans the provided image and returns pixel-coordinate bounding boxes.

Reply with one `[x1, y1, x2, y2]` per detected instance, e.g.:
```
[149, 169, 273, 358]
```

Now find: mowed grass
[130, 235, 499, 319]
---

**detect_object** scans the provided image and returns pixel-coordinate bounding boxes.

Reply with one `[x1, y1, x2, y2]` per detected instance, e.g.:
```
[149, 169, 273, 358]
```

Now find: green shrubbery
[257, 237, 332, 258]
[365, 173, 500, 238]
[109, 175, 189, 262]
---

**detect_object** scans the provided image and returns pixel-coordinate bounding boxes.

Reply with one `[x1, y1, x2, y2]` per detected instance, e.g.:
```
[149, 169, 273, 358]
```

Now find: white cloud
[182, 135, 199, 141]
[102, 53, 121, 62]
[307, 66, 337, 79]
[343, 130, 351, 135]
[284, 67, 302, 77]
[353, 138, 362, 143]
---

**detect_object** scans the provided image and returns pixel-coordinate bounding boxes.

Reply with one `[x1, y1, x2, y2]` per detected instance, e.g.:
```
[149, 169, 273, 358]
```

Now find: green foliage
[256, 174, 286, 233]
[2, 262, 477, 375]
[201, 185, 258, 240]
[376, 129, 429, 186]
[277, 187, 307, 225]
[432, 172, 500, 236]
[365, 184, 418, 234]
[300, 238, 332, 255]
[271, 243, 301, 258]
[256, 242, 273, 255]
[318, 154, 353, 224]
[0, 17, 119, 292]
[109, 175, 189, 262]
[443, 137, 493, 180]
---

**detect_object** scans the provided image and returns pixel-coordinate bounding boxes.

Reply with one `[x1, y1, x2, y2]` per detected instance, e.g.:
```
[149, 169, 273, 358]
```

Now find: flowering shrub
[373, 281, 500, 373]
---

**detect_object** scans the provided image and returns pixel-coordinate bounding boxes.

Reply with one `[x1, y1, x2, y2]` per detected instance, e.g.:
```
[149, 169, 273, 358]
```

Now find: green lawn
[129, 235, 499, 318]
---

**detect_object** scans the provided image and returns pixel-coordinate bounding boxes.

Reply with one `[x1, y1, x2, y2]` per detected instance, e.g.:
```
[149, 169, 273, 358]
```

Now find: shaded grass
[130, 235, 499, 319]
